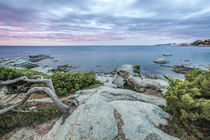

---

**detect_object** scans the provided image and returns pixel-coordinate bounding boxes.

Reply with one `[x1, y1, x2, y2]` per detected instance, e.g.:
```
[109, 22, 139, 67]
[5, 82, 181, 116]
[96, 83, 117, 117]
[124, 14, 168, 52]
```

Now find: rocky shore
[0, 55, 209, 140]
[0, 54, 78, 75]
[0, 64, 178, 140]
[1, 54, 210, 76]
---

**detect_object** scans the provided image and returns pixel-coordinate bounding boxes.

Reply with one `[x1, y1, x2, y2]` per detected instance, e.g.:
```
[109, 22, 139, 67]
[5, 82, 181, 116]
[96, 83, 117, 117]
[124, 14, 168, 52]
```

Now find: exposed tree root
[0, 76, 76, 118]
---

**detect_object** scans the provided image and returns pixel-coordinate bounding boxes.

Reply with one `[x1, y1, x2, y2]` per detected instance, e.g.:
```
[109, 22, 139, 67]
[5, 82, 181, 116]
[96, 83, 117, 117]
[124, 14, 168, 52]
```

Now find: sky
[0, 0, 210, 46]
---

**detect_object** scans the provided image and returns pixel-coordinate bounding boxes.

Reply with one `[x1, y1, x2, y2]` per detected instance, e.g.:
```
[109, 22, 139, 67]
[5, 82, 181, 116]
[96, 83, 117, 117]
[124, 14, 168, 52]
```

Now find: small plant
[133, 64, 140, 73]
[133, 64, 140, 70]
[165, 70, 210, 140]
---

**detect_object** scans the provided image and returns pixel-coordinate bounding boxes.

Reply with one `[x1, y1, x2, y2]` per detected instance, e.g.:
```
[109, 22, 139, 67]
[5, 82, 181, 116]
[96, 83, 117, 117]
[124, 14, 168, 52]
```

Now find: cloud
[0, 0, 210, 45]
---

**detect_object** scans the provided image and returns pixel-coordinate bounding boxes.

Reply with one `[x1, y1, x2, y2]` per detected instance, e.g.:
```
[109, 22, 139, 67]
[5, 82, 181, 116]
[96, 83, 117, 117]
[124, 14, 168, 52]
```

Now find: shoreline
[1, 54, 210, 80]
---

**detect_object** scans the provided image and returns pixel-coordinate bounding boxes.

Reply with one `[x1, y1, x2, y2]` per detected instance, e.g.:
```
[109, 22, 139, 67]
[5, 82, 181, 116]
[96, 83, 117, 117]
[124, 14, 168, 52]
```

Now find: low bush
[0, 66, 102, 96]
[0, 66, 46, 81]
[0, 66, 22, 81]
[165, 70, 210, 140]
[49, 72, 102, 96]
[0, 103, 60, 138]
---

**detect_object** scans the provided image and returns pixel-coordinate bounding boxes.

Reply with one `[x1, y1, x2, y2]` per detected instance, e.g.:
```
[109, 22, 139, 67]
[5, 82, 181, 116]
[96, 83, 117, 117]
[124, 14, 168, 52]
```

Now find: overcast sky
[0, 0, 210, 46]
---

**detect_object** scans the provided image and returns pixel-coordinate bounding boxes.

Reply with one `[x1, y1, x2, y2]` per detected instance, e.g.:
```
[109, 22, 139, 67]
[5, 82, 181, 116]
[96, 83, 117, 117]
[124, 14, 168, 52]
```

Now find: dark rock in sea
[96, 65, 101, 68]
[53, 60, 58, 62]
[160, 64, 210, 74]
[0, 57, 39, 69]
[184, 60, 190, 62]
[163, 54, 173, 56]
[153, 58, 170, 64]
[29, 54, 54, 62]
[52, 64, 73, 72]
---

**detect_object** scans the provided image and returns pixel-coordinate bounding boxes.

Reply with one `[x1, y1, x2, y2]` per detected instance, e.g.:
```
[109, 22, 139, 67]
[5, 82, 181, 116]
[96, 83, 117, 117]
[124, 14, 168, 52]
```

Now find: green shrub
[0, 66, 23, 81]
[0, 103, 60, 137]
[133, 64, 140, 73]
[0, 66, 46, 81]
[49, 72, 102, 96]
[165, 70, 210, 139]
[0, 66, 102, 96]
[133, 64, 140, 70]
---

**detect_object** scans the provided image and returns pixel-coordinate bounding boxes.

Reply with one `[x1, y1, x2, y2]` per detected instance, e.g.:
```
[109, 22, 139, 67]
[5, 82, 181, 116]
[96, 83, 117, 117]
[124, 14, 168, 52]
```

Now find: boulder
[113, 65, 168, 96]
[96, 73, 117, 88]
[112, 75, 125, 88]
[153, 58, 170, 64]
[40, 86, 178, 140]
[117, 64, 140, 78]
[29, 54, 53, 62]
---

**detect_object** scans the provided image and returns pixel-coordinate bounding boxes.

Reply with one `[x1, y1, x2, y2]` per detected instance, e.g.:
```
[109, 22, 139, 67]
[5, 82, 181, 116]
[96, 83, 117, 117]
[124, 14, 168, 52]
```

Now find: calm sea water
[0, 46, 210, 78]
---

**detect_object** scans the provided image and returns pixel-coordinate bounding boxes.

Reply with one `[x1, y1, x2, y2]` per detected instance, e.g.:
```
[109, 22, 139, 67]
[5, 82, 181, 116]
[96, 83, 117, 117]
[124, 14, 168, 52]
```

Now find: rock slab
[40, 86, 178, 140]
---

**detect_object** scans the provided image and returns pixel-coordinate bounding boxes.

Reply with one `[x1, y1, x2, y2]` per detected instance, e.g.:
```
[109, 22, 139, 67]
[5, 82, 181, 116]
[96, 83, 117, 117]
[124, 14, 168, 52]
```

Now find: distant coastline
[157, 38, 210, 47]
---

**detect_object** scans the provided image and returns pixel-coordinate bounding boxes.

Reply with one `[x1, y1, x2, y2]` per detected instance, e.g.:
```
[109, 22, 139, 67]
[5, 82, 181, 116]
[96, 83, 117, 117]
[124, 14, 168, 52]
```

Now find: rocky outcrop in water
[0, 58, 38, 69]
[52, 64, 74, 72]
[160, 64, 210, 74]
[163, 54, 172, 56]
[153, 58, 170, 64]
[29, 54, 54, 62]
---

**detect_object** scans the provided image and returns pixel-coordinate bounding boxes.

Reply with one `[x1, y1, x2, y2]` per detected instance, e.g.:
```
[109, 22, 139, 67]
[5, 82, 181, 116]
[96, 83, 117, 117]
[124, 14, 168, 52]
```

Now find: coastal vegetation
[49, 72, 102, 96]
[0, 66, 102, 137]
[0, 66, 102, 96]
[165, 70, 210, 140]
[0, 103, 60, 137]
[0, 66, 46, 81]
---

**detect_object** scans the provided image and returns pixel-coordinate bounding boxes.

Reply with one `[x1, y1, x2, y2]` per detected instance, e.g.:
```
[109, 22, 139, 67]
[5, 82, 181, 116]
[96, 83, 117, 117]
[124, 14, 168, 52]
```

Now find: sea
[0, 45, 210, 78]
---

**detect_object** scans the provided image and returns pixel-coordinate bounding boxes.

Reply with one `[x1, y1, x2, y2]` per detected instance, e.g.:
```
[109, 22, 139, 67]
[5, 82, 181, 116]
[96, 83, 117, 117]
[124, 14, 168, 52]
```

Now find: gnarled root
[0, 76, 75, 118]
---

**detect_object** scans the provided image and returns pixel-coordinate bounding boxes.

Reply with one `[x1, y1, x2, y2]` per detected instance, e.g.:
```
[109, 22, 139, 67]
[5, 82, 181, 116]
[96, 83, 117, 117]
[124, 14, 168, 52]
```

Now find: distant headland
[157, 38, 210, 47]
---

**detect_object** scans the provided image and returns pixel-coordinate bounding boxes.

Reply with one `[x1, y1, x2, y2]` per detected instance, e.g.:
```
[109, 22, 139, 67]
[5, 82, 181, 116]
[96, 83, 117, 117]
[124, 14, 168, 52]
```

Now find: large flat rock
[40, 86, 178, 140]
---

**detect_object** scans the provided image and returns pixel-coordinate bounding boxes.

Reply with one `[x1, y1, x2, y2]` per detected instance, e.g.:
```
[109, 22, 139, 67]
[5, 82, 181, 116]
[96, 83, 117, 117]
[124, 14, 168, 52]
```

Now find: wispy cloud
[0, 0, 210, 45]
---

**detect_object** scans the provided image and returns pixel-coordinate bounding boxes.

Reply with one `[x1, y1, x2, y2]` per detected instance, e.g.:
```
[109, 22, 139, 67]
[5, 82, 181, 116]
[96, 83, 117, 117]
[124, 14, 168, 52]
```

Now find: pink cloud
[10, 29, 28, 33]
